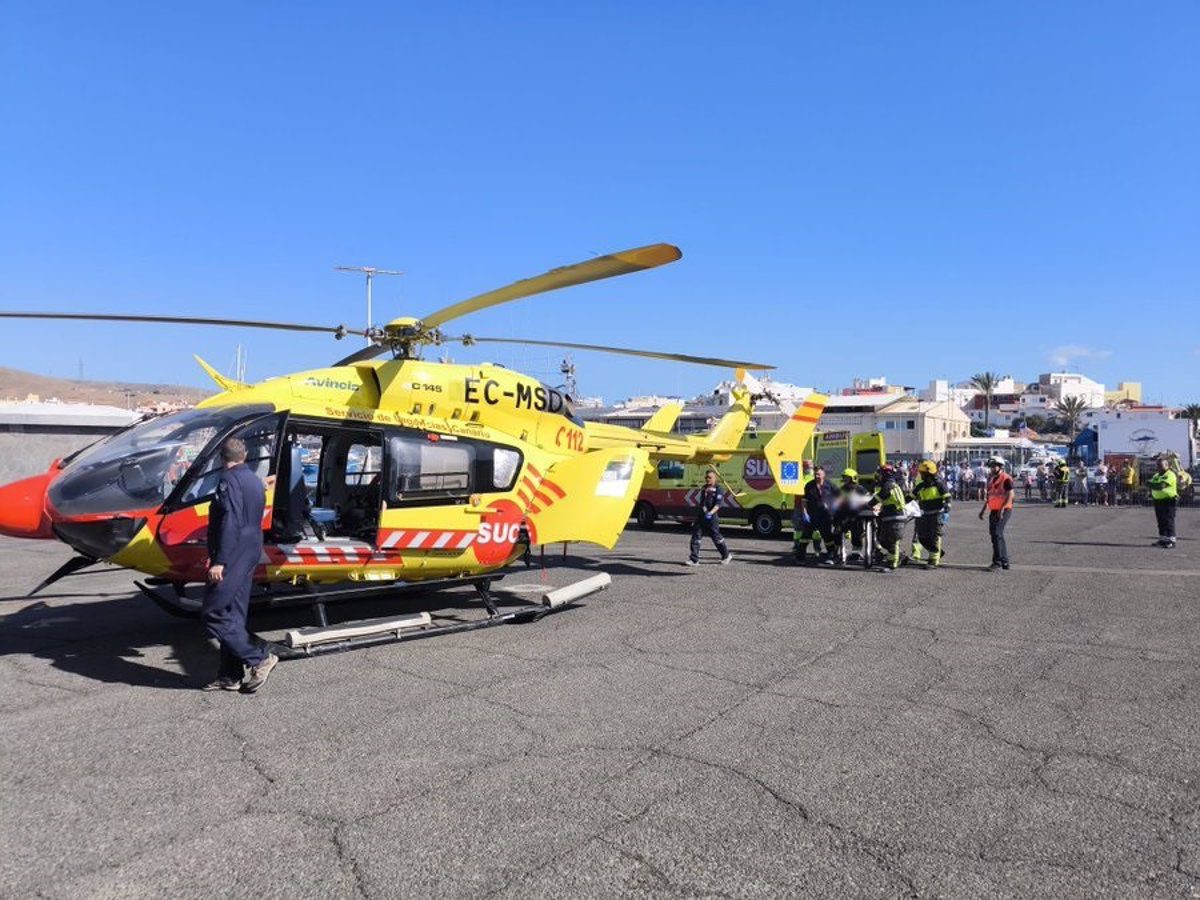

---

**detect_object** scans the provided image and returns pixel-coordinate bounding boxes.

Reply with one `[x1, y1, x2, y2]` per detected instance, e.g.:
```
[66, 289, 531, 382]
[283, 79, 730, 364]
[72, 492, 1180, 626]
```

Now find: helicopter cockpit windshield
[49, 405, 273, 518]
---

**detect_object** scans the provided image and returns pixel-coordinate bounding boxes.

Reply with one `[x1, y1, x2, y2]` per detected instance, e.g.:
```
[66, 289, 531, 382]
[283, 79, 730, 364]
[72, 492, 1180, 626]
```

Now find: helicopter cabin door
[266, 419, 385, 580]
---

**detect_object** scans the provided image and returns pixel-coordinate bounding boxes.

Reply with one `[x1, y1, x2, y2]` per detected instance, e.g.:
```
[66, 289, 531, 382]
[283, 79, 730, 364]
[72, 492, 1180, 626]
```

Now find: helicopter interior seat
[270, 441, 325, 543]
[314, 433, 381, 542]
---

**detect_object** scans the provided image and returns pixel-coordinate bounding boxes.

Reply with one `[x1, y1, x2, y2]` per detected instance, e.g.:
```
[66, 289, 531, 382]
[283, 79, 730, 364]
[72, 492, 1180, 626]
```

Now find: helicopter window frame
[383, 428, 524, 508]
[161, 410, 285, 512]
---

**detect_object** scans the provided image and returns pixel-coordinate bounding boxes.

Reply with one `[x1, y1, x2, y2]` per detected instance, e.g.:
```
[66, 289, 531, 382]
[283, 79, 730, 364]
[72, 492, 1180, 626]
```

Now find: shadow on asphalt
[0, 594, 212, 690]
[0, 577, 572, 690]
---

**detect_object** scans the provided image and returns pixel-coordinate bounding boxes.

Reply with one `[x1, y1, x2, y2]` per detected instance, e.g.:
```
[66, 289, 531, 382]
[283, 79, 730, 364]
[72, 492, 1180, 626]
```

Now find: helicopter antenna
[334, 265, 404, 345]
[559, 355, 577, 398]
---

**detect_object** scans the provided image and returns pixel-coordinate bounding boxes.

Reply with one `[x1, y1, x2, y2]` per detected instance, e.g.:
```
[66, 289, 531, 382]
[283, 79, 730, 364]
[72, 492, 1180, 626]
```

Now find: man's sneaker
[720, 554, 733, 565]
[241, 653, 278, 694]
[1001, 563, 1010, 570]
[685, 559, 699, 566]
[1164, 540, 1176, 549]
[987, 562, 1001, 571]
[201, 676, 243, 692]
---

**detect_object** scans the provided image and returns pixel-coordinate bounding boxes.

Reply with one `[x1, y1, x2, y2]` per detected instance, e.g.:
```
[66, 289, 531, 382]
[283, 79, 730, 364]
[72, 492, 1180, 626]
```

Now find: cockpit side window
[176, 415, 281, 506]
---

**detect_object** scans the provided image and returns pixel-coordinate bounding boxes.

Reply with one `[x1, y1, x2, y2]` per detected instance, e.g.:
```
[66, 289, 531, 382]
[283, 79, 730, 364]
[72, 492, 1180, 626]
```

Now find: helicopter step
[284, 611, 434, 650]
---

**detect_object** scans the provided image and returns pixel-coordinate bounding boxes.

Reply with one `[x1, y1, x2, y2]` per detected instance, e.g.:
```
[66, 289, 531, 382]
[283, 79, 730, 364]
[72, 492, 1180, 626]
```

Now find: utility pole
[334, 265, 404, 345]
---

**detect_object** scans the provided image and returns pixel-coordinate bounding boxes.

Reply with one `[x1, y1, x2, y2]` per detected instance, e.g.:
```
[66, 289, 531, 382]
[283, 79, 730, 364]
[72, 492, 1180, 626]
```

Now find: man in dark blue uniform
[686, 469, 732, 566]
[201, 437, 278, 693]
[794, 464, 838, 565]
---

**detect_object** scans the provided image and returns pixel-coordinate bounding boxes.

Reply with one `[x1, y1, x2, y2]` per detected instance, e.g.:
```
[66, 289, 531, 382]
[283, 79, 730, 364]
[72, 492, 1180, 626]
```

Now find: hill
[0, 366, 210, 408]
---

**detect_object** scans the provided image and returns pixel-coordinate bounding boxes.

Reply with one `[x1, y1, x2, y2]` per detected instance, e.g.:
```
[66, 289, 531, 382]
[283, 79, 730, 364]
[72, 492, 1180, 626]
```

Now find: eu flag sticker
[780, 460, 800, 484]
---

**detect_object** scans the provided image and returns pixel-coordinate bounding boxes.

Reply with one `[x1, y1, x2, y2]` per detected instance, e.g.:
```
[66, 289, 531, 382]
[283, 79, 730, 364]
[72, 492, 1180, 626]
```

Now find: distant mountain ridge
[0, 366, 210, 408]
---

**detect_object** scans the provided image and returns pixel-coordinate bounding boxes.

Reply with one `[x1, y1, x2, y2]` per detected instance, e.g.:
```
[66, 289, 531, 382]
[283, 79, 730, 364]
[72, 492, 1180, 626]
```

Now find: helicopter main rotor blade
[334, 343, 391, 366]
[0, 311, 364, 338]
[451, 335, 774, 371]
[419, 243, 682, 330]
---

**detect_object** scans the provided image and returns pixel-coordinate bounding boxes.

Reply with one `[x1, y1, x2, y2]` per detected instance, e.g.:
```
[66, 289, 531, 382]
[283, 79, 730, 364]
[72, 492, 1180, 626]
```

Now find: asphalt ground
[2, 502, 1198, 898]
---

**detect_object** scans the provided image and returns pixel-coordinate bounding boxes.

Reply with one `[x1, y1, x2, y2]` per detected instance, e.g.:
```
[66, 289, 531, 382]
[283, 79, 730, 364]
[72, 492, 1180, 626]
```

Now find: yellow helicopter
[0, 244, 824, 649]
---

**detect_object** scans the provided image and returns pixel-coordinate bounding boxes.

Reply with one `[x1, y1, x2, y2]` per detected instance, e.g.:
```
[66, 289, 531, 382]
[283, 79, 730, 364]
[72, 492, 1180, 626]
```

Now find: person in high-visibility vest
[1147, 455, 1178, 549]
[873, 463, 908, 572]
[979, 455, 1014, 570]
[1053, 459, 1071, 507]
[909, 460, 951, 568]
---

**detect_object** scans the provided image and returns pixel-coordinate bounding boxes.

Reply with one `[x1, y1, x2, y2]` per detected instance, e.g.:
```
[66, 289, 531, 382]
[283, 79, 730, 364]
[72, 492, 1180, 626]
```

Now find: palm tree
[970, 372, 1000, 431]
[1182, 403, 1200, 438]
[1055, 396, 1088, 445]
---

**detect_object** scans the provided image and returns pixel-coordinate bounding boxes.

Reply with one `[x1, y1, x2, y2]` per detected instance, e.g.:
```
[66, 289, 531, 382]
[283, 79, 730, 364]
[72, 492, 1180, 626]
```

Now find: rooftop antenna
[334, 265, 405, 345]
[231, 344, 247, 382]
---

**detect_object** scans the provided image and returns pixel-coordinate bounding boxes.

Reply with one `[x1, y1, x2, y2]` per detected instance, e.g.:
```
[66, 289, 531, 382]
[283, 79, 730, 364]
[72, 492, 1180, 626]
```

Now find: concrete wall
[0, 432, 104, 483]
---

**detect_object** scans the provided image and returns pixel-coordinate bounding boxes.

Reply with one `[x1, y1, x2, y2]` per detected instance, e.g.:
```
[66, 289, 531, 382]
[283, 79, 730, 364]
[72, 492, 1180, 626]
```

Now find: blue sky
[2, 2, 1197, 404]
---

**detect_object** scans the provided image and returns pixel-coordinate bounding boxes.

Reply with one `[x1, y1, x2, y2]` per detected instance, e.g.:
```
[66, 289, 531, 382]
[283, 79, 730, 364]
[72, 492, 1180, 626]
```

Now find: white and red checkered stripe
[376, 529, 477, 553]
[265, 543, 375, 565]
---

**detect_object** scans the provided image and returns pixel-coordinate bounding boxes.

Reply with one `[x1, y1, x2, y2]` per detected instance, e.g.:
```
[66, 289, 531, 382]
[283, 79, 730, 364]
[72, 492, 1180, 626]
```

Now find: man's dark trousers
[796, 507, 832, 560]
[988, 508, 1011, 566]
[203, 464, 268, 679]
[690, 515, 729, 562]
[1154, 498, 1177, 541]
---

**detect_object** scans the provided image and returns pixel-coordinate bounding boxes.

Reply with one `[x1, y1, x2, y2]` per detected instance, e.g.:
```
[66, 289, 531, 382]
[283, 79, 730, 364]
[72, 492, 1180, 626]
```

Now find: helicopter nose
[0, 471, 57, 539]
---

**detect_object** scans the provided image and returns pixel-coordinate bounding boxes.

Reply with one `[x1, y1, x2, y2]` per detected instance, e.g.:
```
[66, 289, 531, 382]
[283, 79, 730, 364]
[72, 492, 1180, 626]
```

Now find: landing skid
[135, 572, 507, 621]
[275, 572, 611, 659]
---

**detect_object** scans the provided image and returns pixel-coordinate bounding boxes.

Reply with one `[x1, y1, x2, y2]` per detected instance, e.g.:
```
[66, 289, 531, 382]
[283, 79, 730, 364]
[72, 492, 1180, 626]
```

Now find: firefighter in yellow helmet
[908, 459, 952, 568]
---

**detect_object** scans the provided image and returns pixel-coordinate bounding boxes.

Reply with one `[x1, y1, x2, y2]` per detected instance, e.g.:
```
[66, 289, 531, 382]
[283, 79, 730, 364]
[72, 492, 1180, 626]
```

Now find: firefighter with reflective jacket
[873, 463, 908, 571]
[1053, 458, 1071, 507]
[909, 460, 951, 568]
[1148, 455, 1178, 549]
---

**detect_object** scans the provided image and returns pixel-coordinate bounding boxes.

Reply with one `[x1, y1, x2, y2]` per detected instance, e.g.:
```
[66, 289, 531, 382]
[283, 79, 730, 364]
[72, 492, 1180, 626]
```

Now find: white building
[921, 379, 979, 408]
[820, 395, 972, 461]
[1035, 372, 1106, 408]
[708, 379, 813, 407]
[614, 394, 683, 409]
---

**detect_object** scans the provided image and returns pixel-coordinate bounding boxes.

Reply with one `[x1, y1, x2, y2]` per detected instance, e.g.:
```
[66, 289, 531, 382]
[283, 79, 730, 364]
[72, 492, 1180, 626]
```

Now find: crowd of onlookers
[883, 459, 1147, 506]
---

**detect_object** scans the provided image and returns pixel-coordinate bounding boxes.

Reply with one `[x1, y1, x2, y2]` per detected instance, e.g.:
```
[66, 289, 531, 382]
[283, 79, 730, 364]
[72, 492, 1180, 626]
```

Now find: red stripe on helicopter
[541, 479, 566, 499]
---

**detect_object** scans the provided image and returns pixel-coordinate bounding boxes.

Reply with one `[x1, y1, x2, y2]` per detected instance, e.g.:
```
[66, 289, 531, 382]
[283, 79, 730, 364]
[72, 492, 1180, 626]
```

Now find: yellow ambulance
[633, 429, 885, 538]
